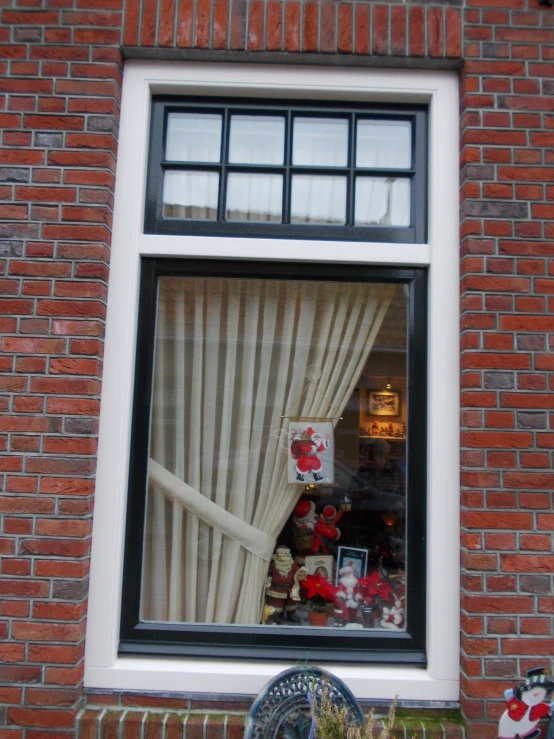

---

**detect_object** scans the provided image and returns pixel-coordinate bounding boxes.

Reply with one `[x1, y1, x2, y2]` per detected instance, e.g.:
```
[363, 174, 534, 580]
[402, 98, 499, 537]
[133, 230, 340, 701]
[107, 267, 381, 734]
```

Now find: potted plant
[301, 574, 338, 626]
[357, 571, 393, 628]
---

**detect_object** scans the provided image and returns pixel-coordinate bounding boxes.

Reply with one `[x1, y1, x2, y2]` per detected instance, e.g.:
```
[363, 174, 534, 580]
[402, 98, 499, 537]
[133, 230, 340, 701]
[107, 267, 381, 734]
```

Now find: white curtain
[141, 276, 394, 624]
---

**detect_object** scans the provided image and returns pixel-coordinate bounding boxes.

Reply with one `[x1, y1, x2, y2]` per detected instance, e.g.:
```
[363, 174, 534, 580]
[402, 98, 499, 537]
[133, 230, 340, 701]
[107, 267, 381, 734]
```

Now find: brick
[372, 6, 388, 56]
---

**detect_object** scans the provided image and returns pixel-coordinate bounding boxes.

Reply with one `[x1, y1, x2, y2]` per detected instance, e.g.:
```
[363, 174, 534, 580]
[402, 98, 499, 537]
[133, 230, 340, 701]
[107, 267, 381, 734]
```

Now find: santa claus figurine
[335, 565, 362, 624]
[313, 505, 342, 554]
[265, 546, 306, 625]
[497, 667, 554, 739]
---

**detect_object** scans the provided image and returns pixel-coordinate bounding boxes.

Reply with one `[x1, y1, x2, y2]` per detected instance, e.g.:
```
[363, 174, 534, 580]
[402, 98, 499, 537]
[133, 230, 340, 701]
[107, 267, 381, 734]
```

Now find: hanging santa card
[288, 420, 334, 485]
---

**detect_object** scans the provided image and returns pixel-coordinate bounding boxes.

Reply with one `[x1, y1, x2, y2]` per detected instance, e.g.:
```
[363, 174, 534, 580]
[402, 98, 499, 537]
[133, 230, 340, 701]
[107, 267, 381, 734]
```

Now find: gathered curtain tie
[148, 458, 276, 562]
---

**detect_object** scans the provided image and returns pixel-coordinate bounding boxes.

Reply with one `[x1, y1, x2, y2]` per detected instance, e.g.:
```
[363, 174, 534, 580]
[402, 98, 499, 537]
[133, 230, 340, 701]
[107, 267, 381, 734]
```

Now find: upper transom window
[145, 98, 428, 243]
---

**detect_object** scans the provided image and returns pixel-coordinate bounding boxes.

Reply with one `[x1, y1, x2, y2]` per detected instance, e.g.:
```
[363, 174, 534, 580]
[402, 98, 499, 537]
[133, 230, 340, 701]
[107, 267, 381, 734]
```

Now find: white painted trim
[138, 234, 432, 265]
[85, 61, 460, 702]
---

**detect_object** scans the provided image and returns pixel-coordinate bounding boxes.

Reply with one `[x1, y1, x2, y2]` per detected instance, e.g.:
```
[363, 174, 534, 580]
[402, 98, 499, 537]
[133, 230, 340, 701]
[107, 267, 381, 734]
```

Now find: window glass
[226, 173, 283, 222]
[356, 120, 412, 169]
[355, 177, 411, 227]
[141, 276, 408, 631]
[166, 112, 222, 162]
[292, 118, 349, 167]
[229, 115, 285, 165]
[290, 175, 347, 225]
[162, 171, 219, 220]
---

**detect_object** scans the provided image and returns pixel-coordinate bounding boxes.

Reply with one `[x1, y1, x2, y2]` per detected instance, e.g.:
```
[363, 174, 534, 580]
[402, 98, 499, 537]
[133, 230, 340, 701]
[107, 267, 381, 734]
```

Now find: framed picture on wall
[368, 390, 400, 416]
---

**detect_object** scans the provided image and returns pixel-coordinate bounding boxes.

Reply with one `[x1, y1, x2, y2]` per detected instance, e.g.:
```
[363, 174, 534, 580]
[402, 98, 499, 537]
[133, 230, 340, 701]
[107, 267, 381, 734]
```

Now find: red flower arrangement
[358, 571, 393, 605]
[301, 574, 338, 613]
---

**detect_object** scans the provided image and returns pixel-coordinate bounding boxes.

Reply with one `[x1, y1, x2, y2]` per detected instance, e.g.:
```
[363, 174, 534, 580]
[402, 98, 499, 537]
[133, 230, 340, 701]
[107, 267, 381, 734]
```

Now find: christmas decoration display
[264, 546, 307, 625]
[357, 570, 393, 627]
[334, 565, 363, 625]
[291, 500, 318, 556]
[313, 505, 343, 554]
[497, 668, 554, 739]
[380, 595, 406, 630]
[301, 573, 338, 626]
[288, 422, 334, 484]
[358, 571, 393, 604]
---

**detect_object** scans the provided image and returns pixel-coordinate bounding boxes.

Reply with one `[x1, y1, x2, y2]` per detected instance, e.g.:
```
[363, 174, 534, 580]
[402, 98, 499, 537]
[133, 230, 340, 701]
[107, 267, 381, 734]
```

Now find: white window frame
[85, 61, 460, 702]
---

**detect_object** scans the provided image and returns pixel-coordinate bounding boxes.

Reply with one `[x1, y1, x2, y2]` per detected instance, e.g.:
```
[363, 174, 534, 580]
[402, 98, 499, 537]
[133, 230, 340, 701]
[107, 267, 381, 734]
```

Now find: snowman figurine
[497, 667, 554, 739]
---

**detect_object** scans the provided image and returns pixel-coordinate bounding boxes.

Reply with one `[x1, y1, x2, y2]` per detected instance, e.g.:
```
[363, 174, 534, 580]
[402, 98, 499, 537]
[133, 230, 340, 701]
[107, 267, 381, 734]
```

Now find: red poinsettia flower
[358, 571, 393, 603]
[301, 574, 338, 602]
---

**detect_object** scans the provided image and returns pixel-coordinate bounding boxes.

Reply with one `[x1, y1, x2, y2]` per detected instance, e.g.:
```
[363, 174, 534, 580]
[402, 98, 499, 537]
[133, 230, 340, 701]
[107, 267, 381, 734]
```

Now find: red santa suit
[312, 506, 342, 553]
[265, 547, 304, 623]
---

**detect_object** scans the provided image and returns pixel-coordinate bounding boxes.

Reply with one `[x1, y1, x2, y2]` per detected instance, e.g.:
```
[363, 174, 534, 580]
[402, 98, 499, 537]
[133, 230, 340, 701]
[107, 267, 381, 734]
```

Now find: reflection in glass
[229, 115, 285, 165]
[162, 170, 219, 220]
[290, 175, 347, 225]
[355, 177, 410, 227]
[226, 173, 283, 222]
[292, 118, 348, 167]
[356, 120, 412, 169]
[165, 113, 222, 163]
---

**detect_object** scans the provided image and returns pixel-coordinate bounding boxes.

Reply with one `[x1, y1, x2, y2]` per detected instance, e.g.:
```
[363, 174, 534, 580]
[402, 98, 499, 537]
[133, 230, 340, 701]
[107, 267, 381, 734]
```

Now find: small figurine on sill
[264, 545, 306, 625]
[312, 505, 343, 554]
[335, 565, 362, 624]
[497, 668, 554, 739]
[380, 595, 405, 631]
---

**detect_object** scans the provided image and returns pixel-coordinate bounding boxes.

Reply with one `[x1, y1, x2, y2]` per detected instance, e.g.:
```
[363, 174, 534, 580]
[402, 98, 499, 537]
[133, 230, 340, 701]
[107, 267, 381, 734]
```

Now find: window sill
[84, 657, 459, 702]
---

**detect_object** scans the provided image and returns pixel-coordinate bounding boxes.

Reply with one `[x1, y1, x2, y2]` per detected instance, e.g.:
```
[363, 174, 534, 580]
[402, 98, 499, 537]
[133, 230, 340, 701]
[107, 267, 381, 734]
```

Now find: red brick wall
[459, 5, 554, 736]
[0, 0, 553, 737]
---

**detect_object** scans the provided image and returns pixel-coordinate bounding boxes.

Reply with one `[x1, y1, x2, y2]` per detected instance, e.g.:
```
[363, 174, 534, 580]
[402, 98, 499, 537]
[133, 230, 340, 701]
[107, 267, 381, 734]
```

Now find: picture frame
[368, 390, 400, 417]
[305, 555, 334, 584]
[336, 547, 368, 584]
[287, 419, 334, 484]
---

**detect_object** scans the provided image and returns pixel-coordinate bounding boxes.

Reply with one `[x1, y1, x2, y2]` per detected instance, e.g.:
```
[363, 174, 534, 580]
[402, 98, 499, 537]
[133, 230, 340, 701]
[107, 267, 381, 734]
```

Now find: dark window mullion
[283, 110, 292, 225]
[161, 162, 222, 172]
[413, 110, 427, 242]
[355, 168, 415, 176]
[218, 109, 230, 221]
[347, 113, 356, 227]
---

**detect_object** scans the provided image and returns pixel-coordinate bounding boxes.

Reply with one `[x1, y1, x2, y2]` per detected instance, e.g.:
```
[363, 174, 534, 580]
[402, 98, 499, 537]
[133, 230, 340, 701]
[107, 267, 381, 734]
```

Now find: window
[145, 98, 427, 242]
[121, 259, 427, 662]
[85, 62, 459, 701]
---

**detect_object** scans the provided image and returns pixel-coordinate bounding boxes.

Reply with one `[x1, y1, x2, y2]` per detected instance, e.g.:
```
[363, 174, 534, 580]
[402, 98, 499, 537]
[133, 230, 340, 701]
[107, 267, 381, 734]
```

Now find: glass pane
[356, 120, 411, 169]
[290, 175, 346, 225]
[292, 117, 348, 167]
[141, 276, 408, 631]
[165, 112, 222, 162]
[226, 173, 282, 223]
[162, 170, 219, 220]
[355, 177, 410, 227]
[229, 115, 285, 165]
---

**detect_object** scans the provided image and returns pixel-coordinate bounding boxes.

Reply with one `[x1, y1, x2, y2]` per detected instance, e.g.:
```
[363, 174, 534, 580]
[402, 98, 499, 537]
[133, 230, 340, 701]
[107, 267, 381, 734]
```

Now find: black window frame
[120, 257, 428, 665]
[145, 97, 428, 243]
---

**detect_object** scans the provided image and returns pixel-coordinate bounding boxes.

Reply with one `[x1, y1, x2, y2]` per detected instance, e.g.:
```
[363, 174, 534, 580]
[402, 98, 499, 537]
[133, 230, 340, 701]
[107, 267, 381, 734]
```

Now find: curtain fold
[143, 276, 394, 624]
